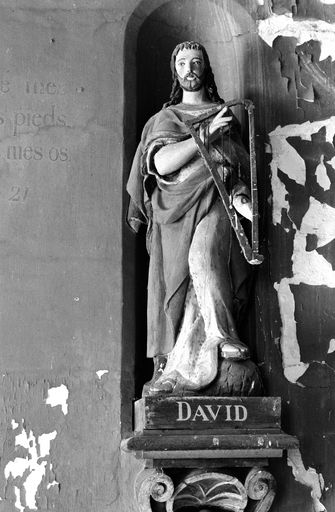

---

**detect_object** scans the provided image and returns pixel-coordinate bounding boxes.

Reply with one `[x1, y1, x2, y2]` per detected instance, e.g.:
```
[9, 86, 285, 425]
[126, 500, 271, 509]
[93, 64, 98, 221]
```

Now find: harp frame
[184, 98, 263, 265]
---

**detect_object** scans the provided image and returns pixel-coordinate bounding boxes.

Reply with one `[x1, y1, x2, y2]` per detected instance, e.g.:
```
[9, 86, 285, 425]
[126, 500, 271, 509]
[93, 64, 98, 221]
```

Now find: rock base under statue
[205, 358, 263, 396]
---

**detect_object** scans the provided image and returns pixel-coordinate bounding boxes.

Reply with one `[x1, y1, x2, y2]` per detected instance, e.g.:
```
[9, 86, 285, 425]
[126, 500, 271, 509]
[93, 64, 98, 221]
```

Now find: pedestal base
[121, 396, 325, 512]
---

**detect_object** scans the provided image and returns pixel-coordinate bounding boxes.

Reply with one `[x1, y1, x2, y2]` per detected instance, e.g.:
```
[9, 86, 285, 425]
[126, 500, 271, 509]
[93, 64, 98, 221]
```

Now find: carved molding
[134, 468, 277, 512]
[287, 448, 327, 512]
[245, 467, 276, 512]
[130, 447, 328, 512]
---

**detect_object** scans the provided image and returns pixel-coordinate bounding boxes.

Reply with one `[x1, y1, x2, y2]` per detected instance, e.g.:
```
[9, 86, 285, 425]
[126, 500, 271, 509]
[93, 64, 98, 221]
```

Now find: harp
[184, 99, 263, 265]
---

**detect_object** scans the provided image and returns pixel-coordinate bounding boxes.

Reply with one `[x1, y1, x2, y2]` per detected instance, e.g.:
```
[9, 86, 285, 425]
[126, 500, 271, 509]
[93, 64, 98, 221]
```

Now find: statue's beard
[177, 72, 204, 92]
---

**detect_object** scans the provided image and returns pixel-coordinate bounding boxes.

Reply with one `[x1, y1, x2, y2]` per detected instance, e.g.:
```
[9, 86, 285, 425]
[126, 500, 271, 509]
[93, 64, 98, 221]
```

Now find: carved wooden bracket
[135, 467, 276, 512]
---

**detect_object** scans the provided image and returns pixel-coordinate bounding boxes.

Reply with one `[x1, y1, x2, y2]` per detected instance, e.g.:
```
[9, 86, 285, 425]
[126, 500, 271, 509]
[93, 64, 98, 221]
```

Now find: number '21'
[8, 186, 29, 202]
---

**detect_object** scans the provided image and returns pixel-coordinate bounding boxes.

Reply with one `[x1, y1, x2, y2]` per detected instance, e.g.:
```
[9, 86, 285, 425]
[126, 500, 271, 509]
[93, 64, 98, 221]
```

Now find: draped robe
[127, 102, 251, 360]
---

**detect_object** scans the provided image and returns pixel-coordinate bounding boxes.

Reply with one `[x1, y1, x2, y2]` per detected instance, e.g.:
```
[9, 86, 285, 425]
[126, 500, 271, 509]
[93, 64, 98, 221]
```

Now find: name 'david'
[176, 401, 248, 423]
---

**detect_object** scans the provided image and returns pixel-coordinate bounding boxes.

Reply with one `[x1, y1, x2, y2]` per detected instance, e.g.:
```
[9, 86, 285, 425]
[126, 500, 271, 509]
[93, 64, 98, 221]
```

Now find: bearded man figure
[127, 41, 253, 395]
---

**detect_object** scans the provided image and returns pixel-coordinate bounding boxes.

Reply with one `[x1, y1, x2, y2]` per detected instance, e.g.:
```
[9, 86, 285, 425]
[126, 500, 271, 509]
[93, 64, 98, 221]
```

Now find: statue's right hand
[200, 106, 233, 143]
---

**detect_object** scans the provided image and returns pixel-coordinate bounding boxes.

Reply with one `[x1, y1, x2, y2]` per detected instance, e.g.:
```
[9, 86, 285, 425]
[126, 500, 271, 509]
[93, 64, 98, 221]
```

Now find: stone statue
[127, 41, 256, 395]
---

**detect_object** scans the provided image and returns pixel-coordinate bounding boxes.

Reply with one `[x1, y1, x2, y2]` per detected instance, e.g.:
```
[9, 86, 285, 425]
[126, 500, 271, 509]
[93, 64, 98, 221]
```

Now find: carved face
[175, 47, 206, 92]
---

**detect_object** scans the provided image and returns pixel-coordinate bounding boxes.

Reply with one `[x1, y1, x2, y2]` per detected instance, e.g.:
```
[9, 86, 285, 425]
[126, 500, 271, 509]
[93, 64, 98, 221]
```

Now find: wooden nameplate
[122, 396, 298, 466]
[134, 396, 281, 433]
[122, 396, 299, 466]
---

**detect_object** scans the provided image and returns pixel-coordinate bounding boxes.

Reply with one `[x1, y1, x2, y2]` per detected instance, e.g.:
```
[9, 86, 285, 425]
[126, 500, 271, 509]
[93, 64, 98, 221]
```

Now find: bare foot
[148, 370, 189, 395]
[148, 376, 176, 395]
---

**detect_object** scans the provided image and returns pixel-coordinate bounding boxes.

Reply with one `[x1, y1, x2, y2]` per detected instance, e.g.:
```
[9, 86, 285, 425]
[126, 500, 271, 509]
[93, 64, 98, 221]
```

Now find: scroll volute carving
[245, 467, 276, 512]
[135, 468, 174, 512]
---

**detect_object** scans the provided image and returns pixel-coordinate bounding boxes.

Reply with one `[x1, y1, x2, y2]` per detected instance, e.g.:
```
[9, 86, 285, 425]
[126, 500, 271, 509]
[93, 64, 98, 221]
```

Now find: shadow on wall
[121, 0, 260, 434]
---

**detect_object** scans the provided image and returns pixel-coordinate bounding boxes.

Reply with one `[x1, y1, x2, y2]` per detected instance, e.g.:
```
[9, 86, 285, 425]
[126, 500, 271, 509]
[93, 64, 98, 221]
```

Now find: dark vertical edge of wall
[121, 13, 139, 437]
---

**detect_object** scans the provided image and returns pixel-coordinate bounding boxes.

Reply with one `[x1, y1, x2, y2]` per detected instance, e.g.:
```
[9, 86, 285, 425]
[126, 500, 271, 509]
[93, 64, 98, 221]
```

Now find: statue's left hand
[232, 181, 252, 221]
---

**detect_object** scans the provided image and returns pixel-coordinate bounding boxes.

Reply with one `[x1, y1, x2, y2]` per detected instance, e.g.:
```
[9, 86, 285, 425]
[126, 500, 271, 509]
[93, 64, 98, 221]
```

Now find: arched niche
[124, 0, 262, 158]
[136, 0, 258, 132]
[122, 0, 262, 433]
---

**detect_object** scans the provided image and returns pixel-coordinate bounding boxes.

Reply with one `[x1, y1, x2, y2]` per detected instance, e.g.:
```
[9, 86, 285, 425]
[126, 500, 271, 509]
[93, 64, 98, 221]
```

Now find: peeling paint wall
[0, 3, 141, 511]
[4, 421, 57, 511]
[255, 2, 335, 511]
[270, 118, 335, 383]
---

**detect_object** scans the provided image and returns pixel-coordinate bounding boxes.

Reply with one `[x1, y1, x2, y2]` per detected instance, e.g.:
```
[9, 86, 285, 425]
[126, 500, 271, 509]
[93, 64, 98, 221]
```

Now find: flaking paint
[270, 118, 335, 383]
[45, 384, 69, 415]
[4, 422, 58, 511]
[258, 14, 335, 61]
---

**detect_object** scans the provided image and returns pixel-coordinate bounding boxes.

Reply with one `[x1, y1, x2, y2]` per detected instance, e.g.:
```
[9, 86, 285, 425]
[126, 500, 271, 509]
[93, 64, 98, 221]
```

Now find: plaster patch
[24, 462, 48, 510]
[270, 117, 335, 384]
[288, 449, 326, 512]
[11, 419, 19, 430]
[15, 428, 32, 451]
[47, 481, 59, 489]
[284, 365, 309, 385]
[38, 431, 57, 458]
[274, 279, 300, 366]
[45, 384, 69, 415]
[270, 118, 335, 145]
[96, 370, 109, 379]
[4, 422, 58, 512]
[316, 156, 331, 191]
[292, 234, 335, 285]
[300, 197, 335, 251]
[46, 464, 59, 491]
[274, 279, 310, 383]
[5, 457, 30, 479]
[270, 125, 306, 185]
[14, 487, 24, 512]
[270, 161, 289, 225]
[328, 339, 335, 353]
[258, 13, 335, 61]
